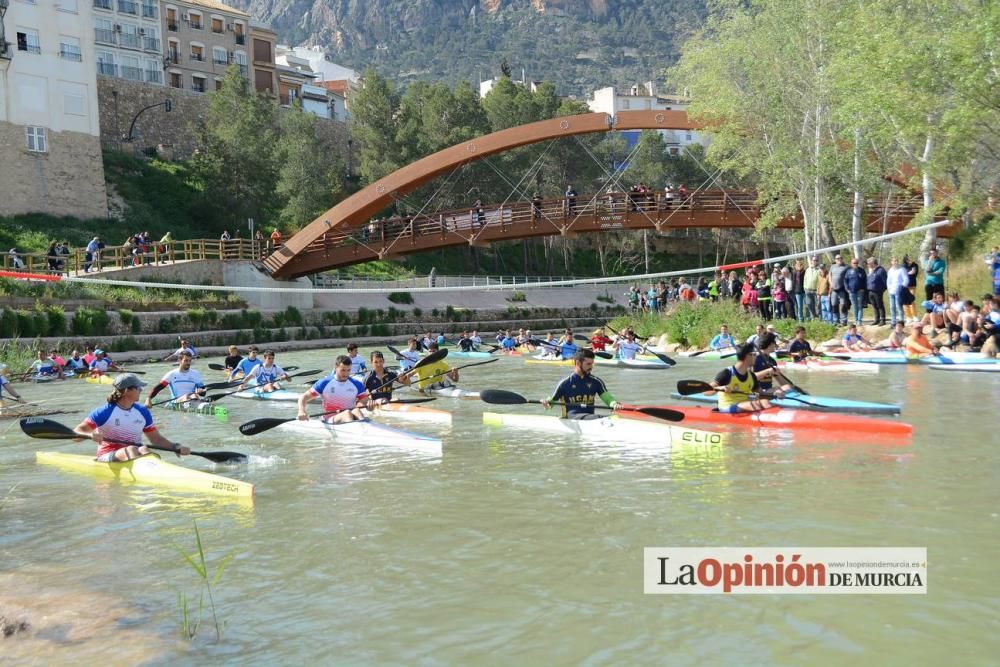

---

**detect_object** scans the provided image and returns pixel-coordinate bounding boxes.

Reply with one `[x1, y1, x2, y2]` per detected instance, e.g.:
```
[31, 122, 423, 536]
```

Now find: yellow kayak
[85, 374, 114, 385]
[36, 452, 255, 500]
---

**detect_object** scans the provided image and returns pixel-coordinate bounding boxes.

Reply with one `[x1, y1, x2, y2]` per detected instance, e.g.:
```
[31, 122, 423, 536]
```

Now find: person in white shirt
[146, 350, 205, 405]
[470, 330, 482, 350]
[398, 338, 421, 372]
[163, 340, 198, 362]
[613, 330, 644, 360]
[346, 343, 367, 375]
[885, 257, 909, 327]
[238, 350, 289, 393]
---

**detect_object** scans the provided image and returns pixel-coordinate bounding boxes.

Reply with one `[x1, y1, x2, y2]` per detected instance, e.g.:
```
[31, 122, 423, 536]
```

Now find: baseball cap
[766, 324, 777, 331]
[94, 348, 105, 355]
[113, 373, 147, 390]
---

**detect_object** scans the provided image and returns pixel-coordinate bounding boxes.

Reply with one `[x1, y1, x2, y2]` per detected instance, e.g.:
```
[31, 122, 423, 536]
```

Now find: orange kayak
[620, 404, 912, 437]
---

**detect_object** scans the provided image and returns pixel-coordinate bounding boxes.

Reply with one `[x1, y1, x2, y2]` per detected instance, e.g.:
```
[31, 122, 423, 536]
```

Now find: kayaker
[0, 364, 25, 403]
[558, 329, 579, 359]
[27, 349, 63, 380]
[746, 324, 766, 349]
[49, 349, 67, 370]
[237, 349, 290, 393]
[458, 332, 476, 352]
[82, 346, 97, 368]
[398, 338, 421, 372]
[163, 339, 198, 362]
[752, 334, 793, 394]
[228, 346, 262, 381]
[223, 345, 243, 372]
[590, 328, 612, 351]
[904, 322, 938, 357]
[878, 321, 907, 349]
[709, 325, 737, 351]
[500, 331, 518, 351]
[146, 350, 206, 406]
[841, 324, 872, 351]
[541, 348, 620, 419]
[787, 326, 815, 360]
[613, 329, 643, 360]
[537, 333, 559, 359]
[298, 354, 370, 423]
[73, 373, 189, 462]
[346, 343, 368, 376]
[411, 342, 460, 393]
[708, 343, 776, 413]
[470, 330, 482, 350]
[64, 349, 87, 372]
[920, 292, 947, 335]
[765, 323, 788, 345]
[362, 350, 409, 402]
[88, 350, 122, 375]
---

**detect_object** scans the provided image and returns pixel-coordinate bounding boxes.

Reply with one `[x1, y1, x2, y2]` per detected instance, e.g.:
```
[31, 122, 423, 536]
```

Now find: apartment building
[0, 0, 108, 218]
[92, 0, 164, 85]
[587, 83, 707, 154]
[162, 0, 247, 93]
[248, 20, 275, 95]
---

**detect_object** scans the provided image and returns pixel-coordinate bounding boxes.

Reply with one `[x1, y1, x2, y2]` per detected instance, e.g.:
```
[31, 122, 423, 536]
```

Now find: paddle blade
[573, 334, 592, 342]
[208, 363, 225, 371]
[676, 379, 713, 396]
[290, 369, 322, 379]
[632, 406, 685, 422]
[284, 366, 299, 372]
[204, 380, 241, 391]
[19, 417, 77, 439]
[387, 345, 404, 360]
[648, 349, 676, 366]
[192, 450, 248, 464]
[238, 417, 292, 436]
[594, 350, 614, 359]
[479, 389, 528, 405]
[387, 397, 436, 404]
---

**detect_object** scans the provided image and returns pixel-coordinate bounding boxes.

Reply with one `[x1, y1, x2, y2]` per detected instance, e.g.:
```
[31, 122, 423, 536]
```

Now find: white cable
[36, 219, 950, 294]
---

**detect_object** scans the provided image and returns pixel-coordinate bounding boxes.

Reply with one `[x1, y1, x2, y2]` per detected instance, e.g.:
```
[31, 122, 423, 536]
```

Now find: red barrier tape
[0, 270, 64, 282]
[718, 260, 764, 272]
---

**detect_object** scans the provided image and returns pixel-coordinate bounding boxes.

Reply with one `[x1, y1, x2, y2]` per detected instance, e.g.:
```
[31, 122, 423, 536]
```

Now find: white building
[0, 0, 108, 218]
[275, 44, 357, 83]
[587, 83, 708, 154]
[479, 76, 542, 99]
[92, 0, 164, 85]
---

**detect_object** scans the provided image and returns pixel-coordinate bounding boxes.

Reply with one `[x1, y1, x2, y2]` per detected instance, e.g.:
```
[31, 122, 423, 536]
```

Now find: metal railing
[141, 2, 156, 18]
[119, 33, 141, 49]
[143, 36, 159, 52]
[190, 52, 203, 61]
[121, 65, 142, 81]
[1, 239, 269, 276]
[94, 28, 116, 45]
[97, 62, 117, 76]
[117, 0, 136, 14]
[312, 274, 585, 290]
[144, 68, 162, 84]
[93, 0, 112, 9]
[59, 46, 82, 61]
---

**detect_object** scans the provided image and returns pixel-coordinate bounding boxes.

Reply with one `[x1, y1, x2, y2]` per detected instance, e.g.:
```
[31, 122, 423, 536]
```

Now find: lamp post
[122, 98, 172, 148]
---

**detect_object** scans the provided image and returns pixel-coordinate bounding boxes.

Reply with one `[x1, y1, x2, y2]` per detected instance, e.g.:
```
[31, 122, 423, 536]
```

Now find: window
[213, 46, 226, 64]
[17, 30, 41, 55]
[620, 99, 630, 110]
[234, 50, 247, 76]
[215, 78, 223, 91]
[192, 75, 206, 93]
[121, 54, 142, 81]
[94, 18, 115, 45]
[685, 133, 692, 141]
[145, 59, 162, 84]
[96, 50, 116, 76]
[189, 11, 202, 29]
[166, 7, 177, 31]
[117, 0, 137, 15]
[60, 0, 79, 12]
[26, 126, 48, 153]
[59, 36, 82, 61]
[64, 93, 85, 116]
[143, 26, 159, 52]
[190, 44, 204, 62]
[166, 39, 179, 63]
[141, 1, 157, 19]
[120, 24, 141, 49]
[169, 71, 182, 89]
[234, 22, 245, 45]
[93, 0, 112, 9]
[211, 17, 223, 34]
[253, 38, 270, 63]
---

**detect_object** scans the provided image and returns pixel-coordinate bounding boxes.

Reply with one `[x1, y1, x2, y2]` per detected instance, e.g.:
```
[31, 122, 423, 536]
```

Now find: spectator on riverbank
[924, 248, 946, 300]
[803, 256, 820, 320]
[990, 247, 1000, 295]
[903, 254, 920, 322]
[791, 260, 806, 321]
[9, 248, 24, 270]
[866, 257, 888, 325]
[844, 257, 867, 325]
[829, 254, 849, 326]
[887, 257, 909, 327]
[817, 264, 832, 322]
[726, 271, 741, 303]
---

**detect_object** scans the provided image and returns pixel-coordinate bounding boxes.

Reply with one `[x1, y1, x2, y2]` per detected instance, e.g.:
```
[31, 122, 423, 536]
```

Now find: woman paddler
[708, 343, 776, 413]
[73, 373, 189, 462]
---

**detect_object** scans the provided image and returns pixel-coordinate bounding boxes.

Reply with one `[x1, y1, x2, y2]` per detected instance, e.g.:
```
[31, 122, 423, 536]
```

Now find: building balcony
[143, 37, 160, 52]
[166, 50, 179, 64]
[190, 21, 203, 30]
[93, 0, 112, 9]
[19, 43, 41, 55]
[121, 65, 143, 81]
[95, 28, 116, 45]
[145, 69, 162, 84]
[59, 47, 83, 61]
[117, 0, 137, 14]
[141, 3, 156, 18]
[235, 34, 245, 45]
[167, 21, 177, 32]
[191, 82, 206, 93]
[97, 62, 117, 76]
[190, 52, 204, 62]
[119, 33, 141, 49]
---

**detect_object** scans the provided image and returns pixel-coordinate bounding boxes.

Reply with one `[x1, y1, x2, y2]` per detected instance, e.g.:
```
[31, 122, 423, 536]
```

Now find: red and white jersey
[85, 402, 155, 457]
[309, 375, 368, 413]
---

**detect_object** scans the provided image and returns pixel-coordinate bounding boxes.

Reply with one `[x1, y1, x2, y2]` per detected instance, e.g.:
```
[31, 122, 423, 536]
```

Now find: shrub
[338, 325, 350, 338]
[71, 307, 111, 337]
[431, 308, 440, 317]
[43, 305, 66, 337]
[186, 308, 207, 327]
[357, 307, 371, 324]
[284, 306, 303, 326]
[387, 291, 414, 304]
[371, 323, 391, 336]
[412, 307, 422, 318]
[508, 291, 527, 302]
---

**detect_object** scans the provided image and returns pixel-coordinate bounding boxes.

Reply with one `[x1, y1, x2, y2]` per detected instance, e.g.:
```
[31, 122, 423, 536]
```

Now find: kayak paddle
[605, 324, 675, 366]
[19, 417, 247, 464]
[479, 389, 684, 422]
[146, 380, 242, 408]
[675, 379, 819, 408]
[199, 369, 323, 402]
[238, 397, 438, 436]
[528, 338, 614, 359]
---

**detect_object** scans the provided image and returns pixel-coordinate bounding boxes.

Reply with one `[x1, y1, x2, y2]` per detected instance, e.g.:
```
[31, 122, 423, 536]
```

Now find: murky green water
[1, 350, 998, 664]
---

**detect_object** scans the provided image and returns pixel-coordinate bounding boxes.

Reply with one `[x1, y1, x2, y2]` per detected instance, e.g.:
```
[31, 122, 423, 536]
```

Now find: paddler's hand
[610, 401, 622, 411]
[144, 398, 152, 408]
[296, 412, 309, 421]
[541, 399, 551, 409]
[172, 443, 191, 458]
[88, 431, 103, 443]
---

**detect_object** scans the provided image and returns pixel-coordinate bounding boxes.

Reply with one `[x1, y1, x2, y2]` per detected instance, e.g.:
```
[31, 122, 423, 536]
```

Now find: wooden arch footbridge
[263, 110, 957, 279]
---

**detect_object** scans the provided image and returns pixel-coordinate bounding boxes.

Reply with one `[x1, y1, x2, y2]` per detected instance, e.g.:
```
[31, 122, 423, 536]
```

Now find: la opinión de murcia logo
[644, 548, 927, 595]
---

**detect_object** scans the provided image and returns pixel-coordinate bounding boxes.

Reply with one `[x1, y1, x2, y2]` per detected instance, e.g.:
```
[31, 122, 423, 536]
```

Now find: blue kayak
[670, 390, 901, 415]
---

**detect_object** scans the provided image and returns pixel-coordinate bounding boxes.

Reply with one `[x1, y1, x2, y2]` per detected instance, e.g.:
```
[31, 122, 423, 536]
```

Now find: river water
[1, 351, 998, 664]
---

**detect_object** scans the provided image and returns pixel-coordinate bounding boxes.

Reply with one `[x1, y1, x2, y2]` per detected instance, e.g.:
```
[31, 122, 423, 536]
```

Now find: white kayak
[277, 417, 442, 454]
[418, 385, 481, 400]
[482, 412, 725, 446]
[525, 356, 668, 369]
[927, 363, 1000, 373]
[775, 359, 880, 374]
[362, 402, 452, 424]
[232, 388, 300, 402]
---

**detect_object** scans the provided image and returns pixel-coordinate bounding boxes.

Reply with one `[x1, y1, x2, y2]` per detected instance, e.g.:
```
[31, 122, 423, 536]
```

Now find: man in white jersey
[163, 339, 198, 362]
[146, 350, 205, 406]
[297, 355, 370, 424]
[470, 330, 482, 350]
[612, 330, 644, 360]
[88, 349, 122, 375]
[346, 343, 367, 375]
[398, 338, 421, 372]
[237, 349, 289, 393]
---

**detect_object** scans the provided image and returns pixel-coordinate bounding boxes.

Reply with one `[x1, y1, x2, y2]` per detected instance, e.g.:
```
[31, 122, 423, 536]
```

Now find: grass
[610, 301, 837, 348]
[175, 520, 233, 642]
[0, 277, 243, 308]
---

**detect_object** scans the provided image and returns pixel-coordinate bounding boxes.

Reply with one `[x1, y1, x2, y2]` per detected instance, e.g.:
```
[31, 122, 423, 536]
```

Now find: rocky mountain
[230, 0, 707, 95]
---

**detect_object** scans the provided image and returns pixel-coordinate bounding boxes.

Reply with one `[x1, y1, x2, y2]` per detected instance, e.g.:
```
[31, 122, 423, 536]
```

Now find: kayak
[363, 402, 452, 424]
[928, 363, 1000, 373]
[232, 388, 300, 401]
[417, 385, 480, 400]
[775, 359, 880, 374]
[444, 350, 495, 361]
[36, 451, 255, 499]
[85, 374, 113, 385]
[159, 399, 229, 417]
[680, 349, 738, 360]
[276, 418, 442, 454]
[525, 356, 669, 369]
[621, 405, 912, 436]
[670, 390, 900, 415]
[825, 349, 997, 365]
[482, 411, 725, 446]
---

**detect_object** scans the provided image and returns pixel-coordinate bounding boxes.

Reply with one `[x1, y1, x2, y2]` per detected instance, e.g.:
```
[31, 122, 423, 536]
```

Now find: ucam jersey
[246, 363, 286, 386]
[310, 375, 367, 412]
[615, 340, 643, 360]
[160, 368, 205, 398]
[85, 403, 156, 457]
[550, 372, 609, 416]
[89, 358, 113, 373]
[348, 355, 367, 375]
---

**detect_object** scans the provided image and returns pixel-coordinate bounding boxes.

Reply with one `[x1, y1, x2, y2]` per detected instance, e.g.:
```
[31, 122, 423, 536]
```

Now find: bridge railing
[0, 239, 266, 277]
[311, 274, 586, 290]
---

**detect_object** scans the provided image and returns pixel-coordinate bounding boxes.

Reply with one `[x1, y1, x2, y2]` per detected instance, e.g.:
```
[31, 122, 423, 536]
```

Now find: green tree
[350, 69, 403, 183]
[193, 66, 279, 229]
[275, 102, 346, 230]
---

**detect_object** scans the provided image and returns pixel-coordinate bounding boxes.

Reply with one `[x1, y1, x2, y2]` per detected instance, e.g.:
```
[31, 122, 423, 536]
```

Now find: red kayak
[620, 404, 913, 437]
